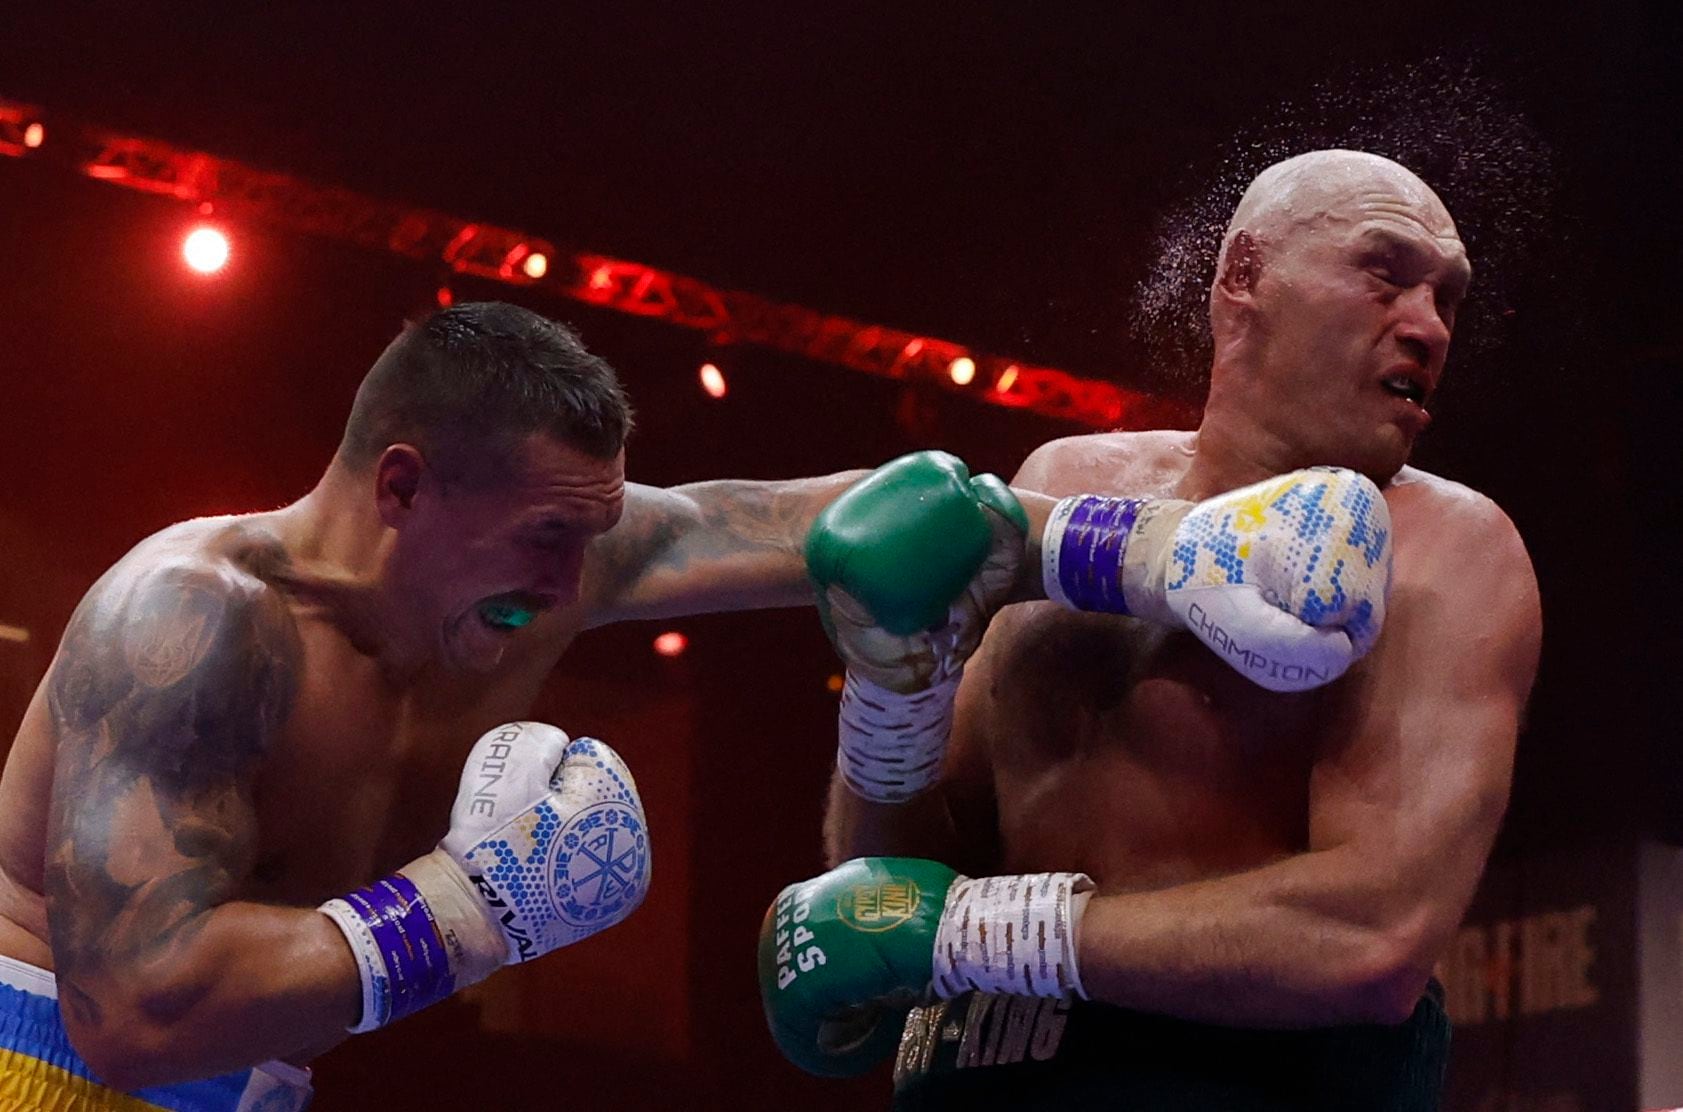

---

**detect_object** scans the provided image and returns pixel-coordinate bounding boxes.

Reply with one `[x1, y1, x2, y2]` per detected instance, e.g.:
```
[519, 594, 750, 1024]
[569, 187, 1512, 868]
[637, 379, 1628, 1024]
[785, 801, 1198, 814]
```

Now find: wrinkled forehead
[1232, 151, 1461, 249]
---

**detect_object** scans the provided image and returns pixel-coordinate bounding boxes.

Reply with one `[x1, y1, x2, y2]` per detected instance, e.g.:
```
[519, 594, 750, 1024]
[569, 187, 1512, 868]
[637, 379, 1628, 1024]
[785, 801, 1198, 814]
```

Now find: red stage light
[699, 362, 728, 399]
[589, 265, 614, 292]
[948, 356, 977, 386]
[995, 364, 1020, 393]
[436, 286, 455, 308]
[521, 252, 549, 280]
[182, 227, 229, 274]
[653, 631, 688, 657]
[22, 123, 44, 149]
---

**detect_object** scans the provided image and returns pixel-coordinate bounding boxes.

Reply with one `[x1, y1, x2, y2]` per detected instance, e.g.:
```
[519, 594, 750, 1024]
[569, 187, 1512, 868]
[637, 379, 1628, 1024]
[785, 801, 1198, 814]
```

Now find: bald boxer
[764, 151, 1543, 1109]
[0, 302, 890, 1109]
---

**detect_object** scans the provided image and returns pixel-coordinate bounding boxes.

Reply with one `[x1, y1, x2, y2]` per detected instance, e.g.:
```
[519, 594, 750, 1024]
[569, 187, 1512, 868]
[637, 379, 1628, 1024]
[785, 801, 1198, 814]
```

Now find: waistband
[0, 956, 311, 1111]
[0, 954, 57, 997]
[892, 984, 1450, 1111]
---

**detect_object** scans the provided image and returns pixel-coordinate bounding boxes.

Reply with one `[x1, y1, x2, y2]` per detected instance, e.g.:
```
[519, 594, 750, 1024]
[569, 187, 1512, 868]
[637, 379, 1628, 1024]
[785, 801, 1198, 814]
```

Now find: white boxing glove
[320, 722, 650, 1031]
[1042, 467, 1392, 692]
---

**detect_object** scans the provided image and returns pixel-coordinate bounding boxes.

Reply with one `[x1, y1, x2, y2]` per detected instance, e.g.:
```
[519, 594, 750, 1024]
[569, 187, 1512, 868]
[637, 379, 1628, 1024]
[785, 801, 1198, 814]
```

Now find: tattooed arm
[579, 471, 1067, 629]
[44, 561, 357, 1089]
[579, 474, 867, 628]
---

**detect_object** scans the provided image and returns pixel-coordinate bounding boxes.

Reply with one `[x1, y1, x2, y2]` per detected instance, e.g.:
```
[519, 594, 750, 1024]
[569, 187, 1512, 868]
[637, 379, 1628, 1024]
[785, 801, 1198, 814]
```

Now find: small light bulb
[699, 362, 728, 399]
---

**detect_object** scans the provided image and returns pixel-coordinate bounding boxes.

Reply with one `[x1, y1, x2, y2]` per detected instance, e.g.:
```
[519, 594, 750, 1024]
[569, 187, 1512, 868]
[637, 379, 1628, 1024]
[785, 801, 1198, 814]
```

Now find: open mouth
[1380, 373, 1428, 407]
[476, 592, 554, 633]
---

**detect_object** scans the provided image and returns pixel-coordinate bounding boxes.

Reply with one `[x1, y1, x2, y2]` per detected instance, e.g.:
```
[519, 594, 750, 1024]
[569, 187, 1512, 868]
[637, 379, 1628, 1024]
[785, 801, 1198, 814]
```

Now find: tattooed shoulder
[49, 557, 300, 790]
[43, 554, 301, 1015]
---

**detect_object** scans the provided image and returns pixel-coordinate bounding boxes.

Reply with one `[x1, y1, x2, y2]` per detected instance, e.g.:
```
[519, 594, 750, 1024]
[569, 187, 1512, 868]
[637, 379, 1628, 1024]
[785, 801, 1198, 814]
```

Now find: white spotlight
[183, 227, 230, 274]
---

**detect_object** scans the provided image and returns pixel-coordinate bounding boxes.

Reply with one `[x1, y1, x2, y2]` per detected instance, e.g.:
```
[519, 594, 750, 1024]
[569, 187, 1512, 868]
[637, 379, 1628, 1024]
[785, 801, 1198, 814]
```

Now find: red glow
[653, 631, 688, 657]
[49, 117, 1182, 429]
[22, 123, 44, 149]
[948, 356, 977, 386]
[699, 362, 728, 399]
[182, 226, 229, 274]
[436, 286, 455, 308]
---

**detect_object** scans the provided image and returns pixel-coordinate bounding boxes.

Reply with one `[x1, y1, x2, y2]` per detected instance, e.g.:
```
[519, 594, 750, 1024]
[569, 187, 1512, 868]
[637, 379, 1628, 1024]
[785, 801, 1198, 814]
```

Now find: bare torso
[0, 513, 588, 970]
[961, 430, 1462, 893]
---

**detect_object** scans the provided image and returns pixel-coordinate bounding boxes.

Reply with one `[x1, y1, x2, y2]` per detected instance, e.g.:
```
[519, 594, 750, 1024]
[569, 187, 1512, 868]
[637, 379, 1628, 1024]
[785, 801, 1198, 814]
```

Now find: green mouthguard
[480, 602, 536, 629]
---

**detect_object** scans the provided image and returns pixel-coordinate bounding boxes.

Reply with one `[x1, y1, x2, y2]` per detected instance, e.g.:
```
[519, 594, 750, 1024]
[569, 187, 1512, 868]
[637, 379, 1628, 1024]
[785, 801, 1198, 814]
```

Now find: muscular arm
[581, 472, 1060, 629]
[579, 474, 866, 628]
[820, 439, 1082, 871]
[45, 564, 357, 1089]
[1075, 494, 1542, 1026]
[821, 646, 1002, 874]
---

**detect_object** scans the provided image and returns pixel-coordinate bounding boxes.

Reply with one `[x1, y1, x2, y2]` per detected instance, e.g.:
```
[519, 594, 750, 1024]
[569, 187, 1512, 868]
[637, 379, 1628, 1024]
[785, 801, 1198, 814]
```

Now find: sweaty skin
[825, 151, 1542, 1028]
[0, 427, 866, 1088]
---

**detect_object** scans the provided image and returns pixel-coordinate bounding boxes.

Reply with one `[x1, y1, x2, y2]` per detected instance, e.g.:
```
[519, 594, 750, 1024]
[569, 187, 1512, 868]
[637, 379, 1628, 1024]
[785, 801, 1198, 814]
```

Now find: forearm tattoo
[43, 565, 299, 1027]
[592, 478, 843, 602]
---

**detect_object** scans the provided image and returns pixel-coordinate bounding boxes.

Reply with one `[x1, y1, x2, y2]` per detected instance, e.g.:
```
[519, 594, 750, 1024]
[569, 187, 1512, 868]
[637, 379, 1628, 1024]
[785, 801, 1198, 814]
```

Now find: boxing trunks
[0, 955, 310, 1111]
[892, 980, 1449, 1111]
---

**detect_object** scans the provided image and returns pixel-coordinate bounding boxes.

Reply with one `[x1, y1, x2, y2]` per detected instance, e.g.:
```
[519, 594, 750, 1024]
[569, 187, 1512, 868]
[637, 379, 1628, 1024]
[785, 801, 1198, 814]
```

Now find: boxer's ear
[375, 444, 426, 527]
[1217, 230, 1263, 300]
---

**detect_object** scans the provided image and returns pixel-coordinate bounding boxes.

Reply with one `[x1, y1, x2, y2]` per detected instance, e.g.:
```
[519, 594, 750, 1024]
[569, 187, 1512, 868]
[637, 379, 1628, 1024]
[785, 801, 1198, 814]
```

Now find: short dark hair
[338, 302, 633, 480]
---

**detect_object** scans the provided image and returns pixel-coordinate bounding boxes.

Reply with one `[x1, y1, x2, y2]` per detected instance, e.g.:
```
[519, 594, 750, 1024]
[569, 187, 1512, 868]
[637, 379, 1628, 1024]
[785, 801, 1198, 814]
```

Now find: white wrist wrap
[932, 872, 1095, 1000]
[836, 670, 960, 803]
[318, 898, 389, 1034]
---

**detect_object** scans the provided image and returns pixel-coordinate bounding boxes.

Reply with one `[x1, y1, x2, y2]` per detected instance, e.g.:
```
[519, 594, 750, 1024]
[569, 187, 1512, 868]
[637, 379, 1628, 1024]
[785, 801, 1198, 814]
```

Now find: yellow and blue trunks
[0, 956, 310, 1111]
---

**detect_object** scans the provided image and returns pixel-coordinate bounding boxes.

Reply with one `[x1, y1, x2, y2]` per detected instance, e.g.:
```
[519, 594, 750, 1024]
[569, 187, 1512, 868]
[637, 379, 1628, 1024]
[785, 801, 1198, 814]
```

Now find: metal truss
[1, 96, 1195, 430]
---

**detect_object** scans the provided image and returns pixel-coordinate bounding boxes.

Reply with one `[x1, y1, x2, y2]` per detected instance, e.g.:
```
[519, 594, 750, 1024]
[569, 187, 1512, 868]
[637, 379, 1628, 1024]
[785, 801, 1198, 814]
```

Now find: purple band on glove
[1056, 496, 1144, 614]
[340, 873, 455, 1024]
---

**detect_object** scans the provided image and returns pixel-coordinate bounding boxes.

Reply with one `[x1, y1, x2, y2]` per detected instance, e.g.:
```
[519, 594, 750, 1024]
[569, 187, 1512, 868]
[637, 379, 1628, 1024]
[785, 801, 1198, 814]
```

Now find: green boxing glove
[758, 857, 1093, 1078]
[807, 450, 1026, 642]
[806, 452, 1028, 803]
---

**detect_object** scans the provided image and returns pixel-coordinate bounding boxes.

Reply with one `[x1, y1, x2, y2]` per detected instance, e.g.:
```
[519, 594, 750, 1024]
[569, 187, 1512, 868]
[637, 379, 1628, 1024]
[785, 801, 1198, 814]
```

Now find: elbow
[61, 987, 211, 1091]
[67, 1023, 174, 1093]
[1336, 931, 1437, 1027]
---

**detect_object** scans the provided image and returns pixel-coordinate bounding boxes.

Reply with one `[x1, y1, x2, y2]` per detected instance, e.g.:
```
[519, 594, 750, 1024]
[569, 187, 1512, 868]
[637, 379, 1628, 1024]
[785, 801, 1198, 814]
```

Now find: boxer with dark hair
[0, 301, 879, 1110]
[761, 151, 1542, 1110]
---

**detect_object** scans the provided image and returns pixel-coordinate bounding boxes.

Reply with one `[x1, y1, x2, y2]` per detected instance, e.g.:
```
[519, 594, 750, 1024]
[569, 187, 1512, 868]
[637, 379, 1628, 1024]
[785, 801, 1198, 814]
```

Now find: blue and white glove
[1042, 467, 1392, 691]
[320, 722, 651, 1031]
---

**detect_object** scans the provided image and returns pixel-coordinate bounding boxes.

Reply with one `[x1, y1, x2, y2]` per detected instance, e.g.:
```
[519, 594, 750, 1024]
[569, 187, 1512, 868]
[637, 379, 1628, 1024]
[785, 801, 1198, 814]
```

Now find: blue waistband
[0, 981, 264, 1111]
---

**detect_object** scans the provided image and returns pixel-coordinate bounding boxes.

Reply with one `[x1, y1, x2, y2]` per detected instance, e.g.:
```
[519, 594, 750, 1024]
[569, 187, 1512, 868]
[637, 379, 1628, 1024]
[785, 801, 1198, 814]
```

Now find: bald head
[1199, 149, 1473, 484]
[1215, 150, 1460, 287]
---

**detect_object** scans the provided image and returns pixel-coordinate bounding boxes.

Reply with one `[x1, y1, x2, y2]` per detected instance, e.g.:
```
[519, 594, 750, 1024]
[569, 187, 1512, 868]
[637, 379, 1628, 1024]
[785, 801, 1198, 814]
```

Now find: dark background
[0, 4, 1678, 1108]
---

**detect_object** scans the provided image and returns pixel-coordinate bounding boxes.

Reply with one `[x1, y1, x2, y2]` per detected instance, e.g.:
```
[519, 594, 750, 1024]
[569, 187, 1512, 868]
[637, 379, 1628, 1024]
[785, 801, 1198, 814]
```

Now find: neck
[268, 463, 424, 674]
[1179, 370, 1310, 500]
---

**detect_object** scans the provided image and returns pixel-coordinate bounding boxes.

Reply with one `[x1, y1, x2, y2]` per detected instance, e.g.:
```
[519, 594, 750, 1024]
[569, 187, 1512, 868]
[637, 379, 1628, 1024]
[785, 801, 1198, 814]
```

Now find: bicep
[1308, 511, 1541, 939]
[43, 568, 297, 1013]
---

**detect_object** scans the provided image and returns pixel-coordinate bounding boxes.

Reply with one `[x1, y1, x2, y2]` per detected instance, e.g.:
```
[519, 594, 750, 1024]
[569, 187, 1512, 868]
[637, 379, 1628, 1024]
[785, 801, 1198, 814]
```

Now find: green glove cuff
[969, 472, 1029, 534]
[806, 451, 1023, 636]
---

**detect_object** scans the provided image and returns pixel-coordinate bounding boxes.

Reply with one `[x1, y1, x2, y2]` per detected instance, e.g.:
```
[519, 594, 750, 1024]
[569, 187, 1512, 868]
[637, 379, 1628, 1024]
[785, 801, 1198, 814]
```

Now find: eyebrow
[1357, 228, 1474, 297]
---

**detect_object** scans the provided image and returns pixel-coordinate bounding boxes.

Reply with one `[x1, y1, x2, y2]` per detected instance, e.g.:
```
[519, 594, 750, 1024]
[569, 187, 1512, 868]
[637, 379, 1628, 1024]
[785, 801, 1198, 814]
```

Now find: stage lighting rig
[0, 93, 1197, 431]
[441, 225, 557, 285]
